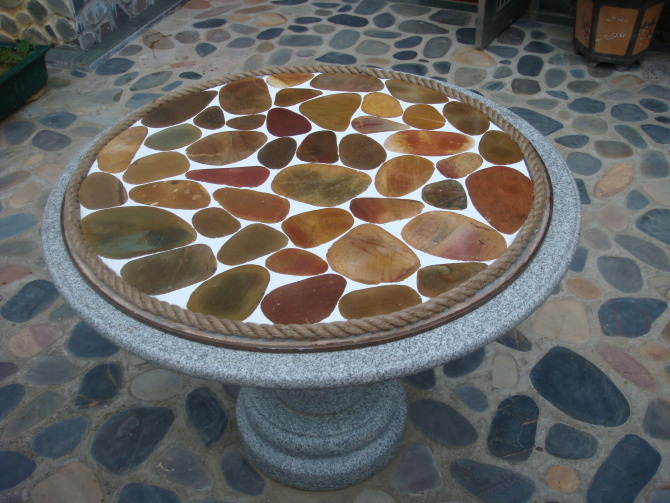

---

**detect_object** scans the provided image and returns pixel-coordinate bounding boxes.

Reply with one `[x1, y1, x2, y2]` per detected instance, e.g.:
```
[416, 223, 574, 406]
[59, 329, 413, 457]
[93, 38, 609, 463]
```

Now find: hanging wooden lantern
[573, 0, 666, 67]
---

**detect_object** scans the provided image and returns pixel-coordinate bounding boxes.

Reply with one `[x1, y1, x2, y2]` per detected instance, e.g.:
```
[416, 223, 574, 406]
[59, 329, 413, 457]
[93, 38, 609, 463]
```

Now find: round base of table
[237, 380, 406, 490]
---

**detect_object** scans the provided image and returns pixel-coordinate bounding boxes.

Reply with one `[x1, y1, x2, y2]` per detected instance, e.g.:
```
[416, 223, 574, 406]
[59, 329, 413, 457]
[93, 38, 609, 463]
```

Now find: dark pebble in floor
[409, 398, 477, 447]
[566, 152, 601, 176]
[487, 395, 538, 462]
[626, 190, 650, 210]
[641, 124, 670, 144]
[456, 385, 488, 411]
[95, 57, 135, 76]
[220, 445, 265, 496]
[545, 423, 597, 459]
[555, 134, 589, 148]
[568, 97, 606, 114]
[614, 234, 670, 271]
[185, 387, 228, 446]
[31, 130, 72, 151]
[117, 483, 180, 503]
[598, 297, 667, 337]
[509, 107, 563, 135]
[32, 416, 88, 458]
[0, 451, 36, 491]
[530, 346, 630, 426]
[391, 443, 441, 494]
[0, 383, 25, 420]
[597, 256, 642, 293]
[67, 322, 119, 358]
[643, 398, 670, 440]
[4, 121, 36, 145]
[1, 279, 58, 323]
[401, 368, 435, 389]
[451, 458, 535, 503]
[443, 347, 485, 377]
[74, 363, 123, 408]
[637, 208, 670, 244]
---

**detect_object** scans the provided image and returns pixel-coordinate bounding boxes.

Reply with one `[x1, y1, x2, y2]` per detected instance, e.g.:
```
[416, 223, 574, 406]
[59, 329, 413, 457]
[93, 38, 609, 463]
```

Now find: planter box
[0, 43, 50, 120]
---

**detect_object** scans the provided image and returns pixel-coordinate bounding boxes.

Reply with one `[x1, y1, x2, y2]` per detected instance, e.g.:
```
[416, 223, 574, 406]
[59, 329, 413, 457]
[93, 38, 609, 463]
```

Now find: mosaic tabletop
[64, 67, 550, 350]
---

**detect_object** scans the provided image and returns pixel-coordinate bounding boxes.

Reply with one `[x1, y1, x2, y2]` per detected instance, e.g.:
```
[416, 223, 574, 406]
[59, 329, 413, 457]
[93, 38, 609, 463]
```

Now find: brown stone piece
[386, 79, 449, 104]
[186, 131, 267, 165]
[219, 77, 272, 115]
[543, 465, 580, 494]
[402, 211, 506, 261]
[310, 73, 384, 92]
[272, 163, 371, 207]
[265, 248, 329, 276]
[593, 162, 634, 198]
[261, 274, 347, 324]
[97, 126, 148, 173]
[282, 208, 354, 248]
[266, 72, 314, 88]
[120, 244, 217, 295]
[217, 223, 288, 265]
[478, 130, 524, 165]
[339, 285, 422, 319]
[213, 187, 290, 223]
[299, 93, 362, 131]
[349, 198, 424, 224]
[466, 166, 533, 234]
[422, 180, 467, 210]
[194, 106, 226, 129]
[142, 90, 217, 128]
[266, 107, 313, 137]
[339, 134, 387, 170]
[275, 88, 322, 107]
[327, 224, 420, 284]
[417, 263, 487, 297]
[192, 207, 241, 237]
[351, 116, 409, 134]
[442, 101, 490, 135]
[226, 114, 266, 130]
[187, 265, 270, 320]
[8, 326, 62, 357]
[257, 137, 298, 169]
[375, 155, 434, 197]
[79, 172, 128, 210]
[384, 131, 475, 157]
[361, 92, 403, 118]
[436, 153, 483, 178]
[297, 131, 339, 163]
[186, 166, 270, 187]
[145, 124, 203, 151]
[129, 180, 211, 209]
[31, 462, 103, 503]
[596, 342, 658, 391]
[403, 104, 446, 130]
[123, 152, 190, 184]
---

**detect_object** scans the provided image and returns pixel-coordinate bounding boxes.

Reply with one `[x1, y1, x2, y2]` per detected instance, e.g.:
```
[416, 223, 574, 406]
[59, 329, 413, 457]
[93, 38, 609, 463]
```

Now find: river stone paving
[0, 0, 669, 501]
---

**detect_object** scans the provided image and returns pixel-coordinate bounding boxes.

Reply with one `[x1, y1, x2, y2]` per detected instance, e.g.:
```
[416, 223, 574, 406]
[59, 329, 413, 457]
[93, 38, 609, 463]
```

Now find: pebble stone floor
[1, 0, 670, 501]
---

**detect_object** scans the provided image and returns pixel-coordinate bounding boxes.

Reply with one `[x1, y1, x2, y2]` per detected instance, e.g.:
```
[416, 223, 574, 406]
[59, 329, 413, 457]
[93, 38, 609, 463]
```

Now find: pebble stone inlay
[1, 1, 669, 501]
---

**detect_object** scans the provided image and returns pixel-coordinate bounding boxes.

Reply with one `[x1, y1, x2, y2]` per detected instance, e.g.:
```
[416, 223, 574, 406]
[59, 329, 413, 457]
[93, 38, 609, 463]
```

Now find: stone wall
[0, 0, 156, 50]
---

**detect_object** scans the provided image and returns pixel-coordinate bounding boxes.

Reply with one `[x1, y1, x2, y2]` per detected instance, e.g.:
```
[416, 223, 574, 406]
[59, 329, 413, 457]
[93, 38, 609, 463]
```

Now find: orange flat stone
[266, 72, 314, 88]
[217, 223, 288, 265]
[386, 79, 448, 104]
[339, 285, 421, 319]
[257, 137, 297, 169]
[213, 187, 290, 223]
[442, 101, 490, 135]
[265, 248, 328, 276]
[466, 166, 533, 234]
[274, 88, 322, 107]
[375, 155, 434, 197]
[186, 131, 267, 165]
[361, 92, 403, 118]
[478, 130, 523, 165]
[145, 124, 202, 151]
[261, 274, 347, 324]
[299, 93, 362, 131]
[272, 163, 371, 206]
[297, 131, 339, 163]
[219, 77, 272, 115]
[141, 90, 217, 128]
[193, 106, 225, 129]
[226, 114, 266, 130]
[351, 116, 410, 134]
[349, 198, 424, 223]
[403, 104, 446, 130]
[97, 126, 148, 173]
[192, 207, 240, 237]
[339, 134, 387, 170]
[417, 263, 488, 297]
[310, 73, 383, 92]
[266, 107, 312, 137]
[282, 208, 354, 248]
[436, 153, 483, 179]
[129, 180, 211, 209]
[186, 166, 270, 187]
[384, 130, 475, 156]
[123, 152, 190, 184]
[79, 172, 127, 210]
[327, 224, 420, 284]
[187, 265, 270, 320]
[402, 211, 507, 261]
[120, 244, 217, 295]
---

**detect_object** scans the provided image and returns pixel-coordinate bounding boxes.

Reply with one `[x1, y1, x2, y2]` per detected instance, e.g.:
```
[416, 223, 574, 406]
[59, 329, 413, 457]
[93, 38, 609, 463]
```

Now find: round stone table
[43, 70, 580, 491]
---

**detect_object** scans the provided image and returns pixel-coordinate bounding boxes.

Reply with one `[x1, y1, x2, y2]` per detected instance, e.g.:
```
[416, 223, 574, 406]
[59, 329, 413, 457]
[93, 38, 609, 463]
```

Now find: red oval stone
[265, 249, 328, 276]
[266, 108, 312, 137]
[186, 166, 270, 187]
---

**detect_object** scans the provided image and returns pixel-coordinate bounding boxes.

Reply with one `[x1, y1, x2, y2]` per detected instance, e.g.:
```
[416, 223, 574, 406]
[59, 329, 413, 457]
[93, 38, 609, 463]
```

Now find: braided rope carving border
[62, 65, 551, 346]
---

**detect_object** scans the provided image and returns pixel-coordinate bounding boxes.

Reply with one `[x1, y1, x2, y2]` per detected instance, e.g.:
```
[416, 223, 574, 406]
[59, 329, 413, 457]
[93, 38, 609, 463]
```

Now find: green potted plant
[0, 39, 50, 120]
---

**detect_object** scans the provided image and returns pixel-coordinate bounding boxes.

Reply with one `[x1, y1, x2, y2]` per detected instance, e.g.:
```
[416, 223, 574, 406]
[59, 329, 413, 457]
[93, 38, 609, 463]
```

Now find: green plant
[0, 39, 34, 73]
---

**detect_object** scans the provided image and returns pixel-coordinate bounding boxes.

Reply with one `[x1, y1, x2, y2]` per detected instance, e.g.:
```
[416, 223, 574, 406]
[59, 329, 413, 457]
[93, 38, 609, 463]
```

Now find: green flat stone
[145, 124, 203, 151]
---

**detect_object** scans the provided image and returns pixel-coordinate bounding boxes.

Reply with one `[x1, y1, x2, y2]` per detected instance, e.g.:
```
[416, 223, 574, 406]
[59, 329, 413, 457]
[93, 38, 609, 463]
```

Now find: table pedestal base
[237, 380, 406, 490]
